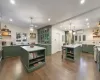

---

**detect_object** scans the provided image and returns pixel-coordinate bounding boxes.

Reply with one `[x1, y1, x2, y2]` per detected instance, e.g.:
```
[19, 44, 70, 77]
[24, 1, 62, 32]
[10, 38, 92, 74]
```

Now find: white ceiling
[0, 0, 100, 30]
[55, 8, 100, 31]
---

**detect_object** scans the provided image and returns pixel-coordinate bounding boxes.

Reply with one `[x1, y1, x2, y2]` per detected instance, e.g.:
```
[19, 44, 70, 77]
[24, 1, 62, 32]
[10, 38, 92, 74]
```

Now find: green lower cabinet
[88, 45, 94, 54]
[82, 44, 94, 54]
[35, 44, 51, 56]
[2, 46, 22, 58]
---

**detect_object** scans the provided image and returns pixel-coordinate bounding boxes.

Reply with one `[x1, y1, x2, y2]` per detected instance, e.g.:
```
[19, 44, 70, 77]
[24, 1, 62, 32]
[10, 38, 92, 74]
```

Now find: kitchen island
[62, 44, 82, 61]
[2, 45, 46, 72]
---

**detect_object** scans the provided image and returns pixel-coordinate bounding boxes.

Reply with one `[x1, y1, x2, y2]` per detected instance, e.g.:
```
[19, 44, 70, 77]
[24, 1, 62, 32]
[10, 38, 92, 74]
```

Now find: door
[55, 33, 60, 52]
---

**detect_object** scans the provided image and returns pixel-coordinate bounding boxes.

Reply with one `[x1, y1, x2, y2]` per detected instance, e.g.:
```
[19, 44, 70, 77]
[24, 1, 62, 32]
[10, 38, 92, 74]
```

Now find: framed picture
[22, 33, 27, 42]
[16, 33, 21, 42]
[30, 33, 36, 39]
[75, 35, 77, 41]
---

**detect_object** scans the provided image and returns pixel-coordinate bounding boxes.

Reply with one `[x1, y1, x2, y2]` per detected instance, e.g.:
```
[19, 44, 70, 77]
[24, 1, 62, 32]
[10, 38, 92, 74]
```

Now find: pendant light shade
[69, 30, 72, 33]
[98, 21, 100, 27]
[30, 17, 34, 32]
[73, 32, 76, 35]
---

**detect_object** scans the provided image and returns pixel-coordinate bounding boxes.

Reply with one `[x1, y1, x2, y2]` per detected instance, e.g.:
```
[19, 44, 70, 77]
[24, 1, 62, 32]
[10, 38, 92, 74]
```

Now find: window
[83, 35, 86, 41]
[79, 35, 81, 41]
[75, 35, 77, 41]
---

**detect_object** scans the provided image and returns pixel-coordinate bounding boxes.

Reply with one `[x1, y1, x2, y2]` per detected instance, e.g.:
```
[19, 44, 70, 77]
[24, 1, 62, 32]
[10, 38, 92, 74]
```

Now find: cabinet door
[88, 45, 94, 54]
[82, 44, 88, 52]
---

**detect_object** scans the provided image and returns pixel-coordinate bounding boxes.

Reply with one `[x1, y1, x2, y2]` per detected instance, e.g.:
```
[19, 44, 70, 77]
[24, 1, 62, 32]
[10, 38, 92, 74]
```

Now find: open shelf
[67, 54, 74, 57]
[28, 62, 45, 72]
[66, 47, 75, 61]
[29, 58, 45, 65]
[67, 52, 74, 55]
[29, 55, 45, 61]
[66, 58, 74, 61]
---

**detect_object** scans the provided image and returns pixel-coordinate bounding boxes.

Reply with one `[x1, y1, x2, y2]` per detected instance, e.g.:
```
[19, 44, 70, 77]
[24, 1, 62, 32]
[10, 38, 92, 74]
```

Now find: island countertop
[21, 46, 46, 52]
[63, 44, 82, 48]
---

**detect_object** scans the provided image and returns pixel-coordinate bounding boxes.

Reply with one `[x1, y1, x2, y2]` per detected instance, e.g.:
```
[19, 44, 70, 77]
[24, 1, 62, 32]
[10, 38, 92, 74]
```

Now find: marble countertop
[97, 48, 100, 51]
[63, 44, 81, 48]
[36, 43, 51, 45]
[21, 46, 46, 52]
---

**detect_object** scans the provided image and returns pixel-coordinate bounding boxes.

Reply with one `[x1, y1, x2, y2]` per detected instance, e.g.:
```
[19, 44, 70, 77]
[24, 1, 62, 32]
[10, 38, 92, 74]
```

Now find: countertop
[21, 46, 46, 52]
[36, 43, 51, 45]
[97, 48, 100, 51]
[2, 44, 29, 47]
[95, 45, 100, 47]
[63, 44, 82, 48]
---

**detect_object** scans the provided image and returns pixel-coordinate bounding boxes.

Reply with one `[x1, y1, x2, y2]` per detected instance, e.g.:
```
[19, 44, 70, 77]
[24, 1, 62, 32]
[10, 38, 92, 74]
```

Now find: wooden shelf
[29, 58, 45, 65]
[66, 58, 74, 61]
[28, 62, 45, 72]
[67, 52, 74, 55]
[93, 36, 100, 38]
[67, 54, 74, 57]
[29, 55, 44, 61]
[2, 35, 11, 37]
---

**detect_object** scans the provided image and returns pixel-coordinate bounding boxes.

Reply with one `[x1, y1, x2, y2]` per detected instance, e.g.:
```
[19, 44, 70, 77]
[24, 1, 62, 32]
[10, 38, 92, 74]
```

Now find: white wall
[74, 27, 100, 45]
[51, 27, 65, 54]
[1, 22, 38, 45]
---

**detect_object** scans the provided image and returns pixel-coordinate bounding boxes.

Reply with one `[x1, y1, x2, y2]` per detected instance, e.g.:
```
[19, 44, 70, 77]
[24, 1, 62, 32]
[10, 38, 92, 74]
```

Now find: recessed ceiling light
[10, 0, 15, 4]
[73, 32, 76, 35]
[30, 27, 34, 31]
[80, 0, 85, 4]
[35, 25, 38, 27]
[69, 30, 72, 33]
[88, 26, 90, 28]
[87, 23, 89, 25]
[60, 26, 62, 28]
[9, 18, 13, 22]
[48, 18, 51, 21]
[86, 18, 88, 21]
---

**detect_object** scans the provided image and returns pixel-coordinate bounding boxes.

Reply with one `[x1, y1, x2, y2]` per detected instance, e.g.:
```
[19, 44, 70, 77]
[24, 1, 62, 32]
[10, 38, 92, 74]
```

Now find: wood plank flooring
[0, 52, 100, 80]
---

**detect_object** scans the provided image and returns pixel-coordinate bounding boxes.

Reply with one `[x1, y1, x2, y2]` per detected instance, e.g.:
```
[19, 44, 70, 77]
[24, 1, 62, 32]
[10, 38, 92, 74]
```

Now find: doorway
[55, 33, 60, 52]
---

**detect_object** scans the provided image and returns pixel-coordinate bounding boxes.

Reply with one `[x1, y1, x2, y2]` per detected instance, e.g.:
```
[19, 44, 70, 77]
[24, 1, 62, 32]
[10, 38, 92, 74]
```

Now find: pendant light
[30, 17, 34, 32]
[73, 26, 76, 35]
[69, 21, 72, 33]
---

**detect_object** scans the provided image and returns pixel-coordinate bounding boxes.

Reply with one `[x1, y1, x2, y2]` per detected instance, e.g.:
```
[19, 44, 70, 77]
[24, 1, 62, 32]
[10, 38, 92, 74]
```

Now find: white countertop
[95, 45, 100, 47]
[97, 48, 100, 51]
[21, 46, 45, 52]
[63, 44, 81, 48]
[37, 43, 51, 45]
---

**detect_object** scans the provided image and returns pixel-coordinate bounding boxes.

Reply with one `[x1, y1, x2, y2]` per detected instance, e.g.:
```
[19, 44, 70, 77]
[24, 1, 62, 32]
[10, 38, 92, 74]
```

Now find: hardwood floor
[0, 52, 100, 80]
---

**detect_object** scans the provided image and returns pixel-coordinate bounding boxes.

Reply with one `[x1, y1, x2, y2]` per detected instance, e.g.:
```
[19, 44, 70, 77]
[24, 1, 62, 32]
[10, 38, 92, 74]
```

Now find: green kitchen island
[2, 45, 46, 72]
[62, 44, 82, 61]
